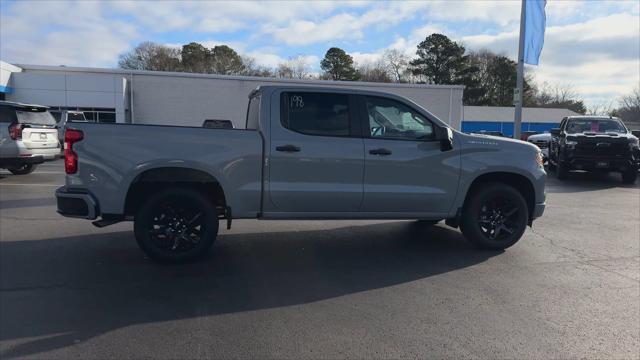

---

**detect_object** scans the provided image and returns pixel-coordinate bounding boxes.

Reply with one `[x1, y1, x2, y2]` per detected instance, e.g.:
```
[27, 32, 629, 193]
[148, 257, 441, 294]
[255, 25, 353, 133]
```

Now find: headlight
[629, 138, 639, 150]
[565, 140, 578, 149]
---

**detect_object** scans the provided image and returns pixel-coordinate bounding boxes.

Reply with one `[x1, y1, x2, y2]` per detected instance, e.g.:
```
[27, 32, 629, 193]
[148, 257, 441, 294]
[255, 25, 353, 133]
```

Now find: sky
[1, 0, 638, 108]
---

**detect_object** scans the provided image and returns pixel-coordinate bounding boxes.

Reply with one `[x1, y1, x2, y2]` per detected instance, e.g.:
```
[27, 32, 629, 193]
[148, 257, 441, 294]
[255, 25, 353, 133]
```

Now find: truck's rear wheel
[461, 183, 529, 250]
[134, 188, 219, 262]
[8, 164, 36, 175]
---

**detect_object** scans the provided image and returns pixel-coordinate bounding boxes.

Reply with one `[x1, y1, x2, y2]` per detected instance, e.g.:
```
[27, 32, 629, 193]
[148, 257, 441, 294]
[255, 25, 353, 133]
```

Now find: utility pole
[514, 0, 526, 140]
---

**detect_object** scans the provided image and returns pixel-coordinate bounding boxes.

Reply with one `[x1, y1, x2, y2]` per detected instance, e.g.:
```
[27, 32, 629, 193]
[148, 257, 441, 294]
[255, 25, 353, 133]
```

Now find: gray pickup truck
[56, 86, 546, 262]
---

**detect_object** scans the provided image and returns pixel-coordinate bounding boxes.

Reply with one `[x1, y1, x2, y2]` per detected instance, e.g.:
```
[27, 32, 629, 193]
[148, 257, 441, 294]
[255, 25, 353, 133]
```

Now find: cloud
[0, 1, 136, 67]
[458, 13, 640, 106]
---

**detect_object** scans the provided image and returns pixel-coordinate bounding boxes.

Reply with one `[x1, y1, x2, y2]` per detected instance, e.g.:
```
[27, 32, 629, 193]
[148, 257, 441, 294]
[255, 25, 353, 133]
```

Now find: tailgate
[22, 126, 60, 149]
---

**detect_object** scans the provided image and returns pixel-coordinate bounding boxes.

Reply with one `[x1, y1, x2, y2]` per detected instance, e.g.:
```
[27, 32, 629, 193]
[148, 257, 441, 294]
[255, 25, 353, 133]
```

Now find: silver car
[0, 101, 61, 175]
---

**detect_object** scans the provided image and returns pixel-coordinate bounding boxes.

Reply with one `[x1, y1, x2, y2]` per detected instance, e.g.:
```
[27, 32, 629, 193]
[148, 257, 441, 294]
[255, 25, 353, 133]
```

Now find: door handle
[369, 148, 392, 156]
[276, 144, 301, 152]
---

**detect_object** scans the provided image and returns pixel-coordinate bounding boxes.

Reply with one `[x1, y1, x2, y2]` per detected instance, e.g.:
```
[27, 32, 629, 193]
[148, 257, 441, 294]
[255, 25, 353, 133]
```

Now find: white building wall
[4, 64, 463, 129]
[130, 73, 463, 128]
[6, 68, 128, 123]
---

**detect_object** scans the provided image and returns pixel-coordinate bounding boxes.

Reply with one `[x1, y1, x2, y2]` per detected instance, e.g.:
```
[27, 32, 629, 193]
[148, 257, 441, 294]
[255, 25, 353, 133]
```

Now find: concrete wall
[129, 73, 463, 129]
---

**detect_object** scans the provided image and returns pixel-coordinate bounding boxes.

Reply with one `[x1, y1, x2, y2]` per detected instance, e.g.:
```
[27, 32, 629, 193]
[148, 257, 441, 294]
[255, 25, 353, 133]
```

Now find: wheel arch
[462, 171, 536, 222]
[123, 167, 228, 218]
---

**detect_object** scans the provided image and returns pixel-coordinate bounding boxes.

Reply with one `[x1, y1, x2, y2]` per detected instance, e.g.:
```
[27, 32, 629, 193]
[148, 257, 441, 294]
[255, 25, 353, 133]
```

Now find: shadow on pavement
[0, 197, 56, 210]
[0, 221, 497, 358]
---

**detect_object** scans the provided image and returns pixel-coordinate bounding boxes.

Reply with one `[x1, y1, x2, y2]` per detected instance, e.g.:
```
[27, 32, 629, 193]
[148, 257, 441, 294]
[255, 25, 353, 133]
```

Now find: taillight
[9, 123, 23, 140]
[64, 129, 84, 174]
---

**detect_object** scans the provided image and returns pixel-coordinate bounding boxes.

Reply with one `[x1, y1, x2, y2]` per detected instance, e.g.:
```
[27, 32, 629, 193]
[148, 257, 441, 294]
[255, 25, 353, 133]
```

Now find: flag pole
[514, 0, 526, 140]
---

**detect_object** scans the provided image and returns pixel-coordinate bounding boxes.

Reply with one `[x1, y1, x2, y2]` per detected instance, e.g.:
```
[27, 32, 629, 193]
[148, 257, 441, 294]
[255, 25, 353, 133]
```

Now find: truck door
[267, 91, 364, 213]
[359, 95, 459, 215]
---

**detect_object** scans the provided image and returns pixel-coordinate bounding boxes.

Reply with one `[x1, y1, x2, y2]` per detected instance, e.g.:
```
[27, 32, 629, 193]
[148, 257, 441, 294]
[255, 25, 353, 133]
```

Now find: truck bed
[65, 123, 263, 217]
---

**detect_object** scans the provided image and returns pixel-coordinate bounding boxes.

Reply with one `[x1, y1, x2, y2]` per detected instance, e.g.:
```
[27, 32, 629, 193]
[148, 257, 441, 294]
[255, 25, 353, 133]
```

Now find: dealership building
[1, 61, 576, 133]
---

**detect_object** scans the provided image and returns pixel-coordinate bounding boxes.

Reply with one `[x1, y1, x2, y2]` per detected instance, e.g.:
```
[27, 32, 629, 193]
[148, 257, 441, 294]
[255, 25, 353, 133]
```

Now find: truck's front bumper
[56, 186, 99, 220]
[533, 202, 545, 219]
[563, 156, 638, 172]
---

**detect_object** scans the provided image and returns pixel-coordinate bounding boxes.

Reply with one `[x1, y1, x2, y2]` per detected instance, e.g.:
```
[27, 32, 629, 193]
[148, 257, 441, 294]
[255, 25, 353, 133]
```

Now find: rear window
[281, 92, 350, 137]
[15, 108, 56, 126]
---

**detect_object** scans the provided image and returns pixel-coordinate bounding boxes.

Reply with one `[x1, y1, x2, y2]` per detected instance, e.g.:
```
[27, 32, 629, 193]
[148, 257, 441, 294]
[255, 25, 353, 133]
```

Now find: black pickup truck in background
[548, 116, 639, 183]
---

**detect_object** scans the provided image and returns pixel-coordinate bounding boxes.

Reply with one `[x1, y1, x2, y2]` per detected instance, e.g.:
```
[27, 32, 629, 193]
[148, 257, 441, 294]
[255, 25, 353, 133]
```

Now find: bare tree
[277, 55, 312, 79]
[357, 61, 392, 83]
[381, 49, 409, 82]
[118, 41, 181, 71]
[241, 56, 275, 77]
[616, 87, 640, 128]
[586, 102, 616, 116]
[533, 82, 586, 114]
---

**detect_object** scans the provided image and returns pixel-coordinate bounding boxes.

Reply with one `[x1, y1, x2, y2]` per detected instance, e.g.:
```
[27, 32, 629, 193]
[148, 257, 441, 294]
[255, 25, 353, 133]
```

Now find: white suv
[0, 101, 61, 175]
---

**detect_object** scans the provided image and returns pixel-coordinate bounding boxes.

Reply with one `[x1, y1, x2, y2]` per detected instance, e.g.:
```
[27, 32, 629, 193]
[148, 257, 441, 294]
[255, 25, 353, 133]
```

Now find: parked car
[527, 132, 551, 160]
[0, 101, 61, 175]
[56, 86, 546, 262]
[548, 116, 639, 183]
[56, 110, 87, 144]
[520, 131, 539, 141]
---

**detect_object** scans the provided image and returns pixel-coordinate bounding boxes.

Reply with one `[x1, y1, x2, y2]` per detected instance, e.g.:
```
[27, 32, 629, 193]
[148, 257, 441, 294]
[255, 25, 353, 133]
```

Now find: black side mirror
[436, 126, 453, 151]
[550, 128, 560, 136]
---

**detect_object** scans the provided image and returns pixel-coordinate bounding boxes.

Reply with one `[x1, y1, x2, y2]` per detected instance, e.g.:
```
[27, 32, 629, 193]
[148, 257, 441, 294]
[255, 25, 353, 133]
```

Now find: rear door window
[281, 92, 351, 137]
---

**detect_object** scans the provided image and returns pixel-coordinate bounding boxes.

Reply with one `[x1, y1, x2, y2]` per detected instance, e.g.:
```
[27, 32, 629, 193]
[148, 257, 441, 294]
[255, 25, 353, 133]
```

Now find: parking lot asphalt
[1, 160, 638, 359]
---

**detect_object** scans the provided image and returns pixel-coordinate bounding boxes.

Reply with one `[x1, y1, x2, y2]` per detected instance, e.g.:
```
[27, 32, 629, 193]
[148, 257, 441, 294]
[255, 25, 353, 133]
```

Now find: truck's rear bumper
[56, 186, 99, 220]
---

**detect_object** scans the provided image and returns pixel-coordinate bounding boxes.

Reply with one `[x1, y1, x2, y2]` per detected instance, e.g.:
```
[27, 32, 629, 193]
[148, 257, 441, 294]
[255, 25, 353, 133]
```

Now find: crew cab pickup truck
[548, 116, 639, 183]
[56, 86, 546, 262]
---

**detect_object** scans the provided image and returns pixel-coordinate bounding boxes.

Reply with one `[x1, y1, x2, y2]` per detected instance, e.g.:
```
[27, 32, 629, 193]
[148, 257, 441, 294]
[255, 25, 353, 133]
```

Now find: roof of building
[464, 106, 580, 123]
[14, 63, 465, 90]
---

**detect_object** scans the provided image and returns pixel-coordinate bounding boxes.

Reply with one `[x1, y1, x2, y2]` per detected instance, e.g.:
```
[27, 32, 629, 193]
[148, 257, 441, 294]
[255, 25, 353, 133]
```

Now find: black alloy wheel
[477, 195, 521, 242]
[134, 188, 218, 262]
[461, 183, 529, 250]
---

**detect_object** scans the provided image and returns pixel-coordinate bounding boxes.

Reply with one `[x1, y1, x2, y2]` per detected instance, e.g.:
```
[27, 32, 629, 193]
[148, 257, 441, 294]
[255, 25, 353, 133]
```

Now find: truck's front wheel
[134, 188, 219, 262]
[460, 183, 529, 250]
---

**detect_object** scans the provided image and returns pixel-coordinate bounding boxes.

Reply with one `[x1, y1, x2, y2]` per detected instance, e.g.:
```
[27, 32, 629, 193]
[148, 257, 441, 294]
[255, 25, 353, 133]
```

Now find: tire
[556, 161, 569, 180]
[622, 169, 638, 184]
[460, 183, 529, 250]
[134, 188, 219, 263]
[8, 164, 36, 175]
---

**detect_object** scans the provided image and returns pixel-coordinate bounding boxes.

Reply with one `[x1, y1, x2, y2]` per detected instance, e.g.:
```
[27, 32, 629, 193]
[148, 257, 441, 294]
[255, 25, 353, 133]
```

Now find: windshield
[15, 109, 56, 126]
[565, 119, 626, 134]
